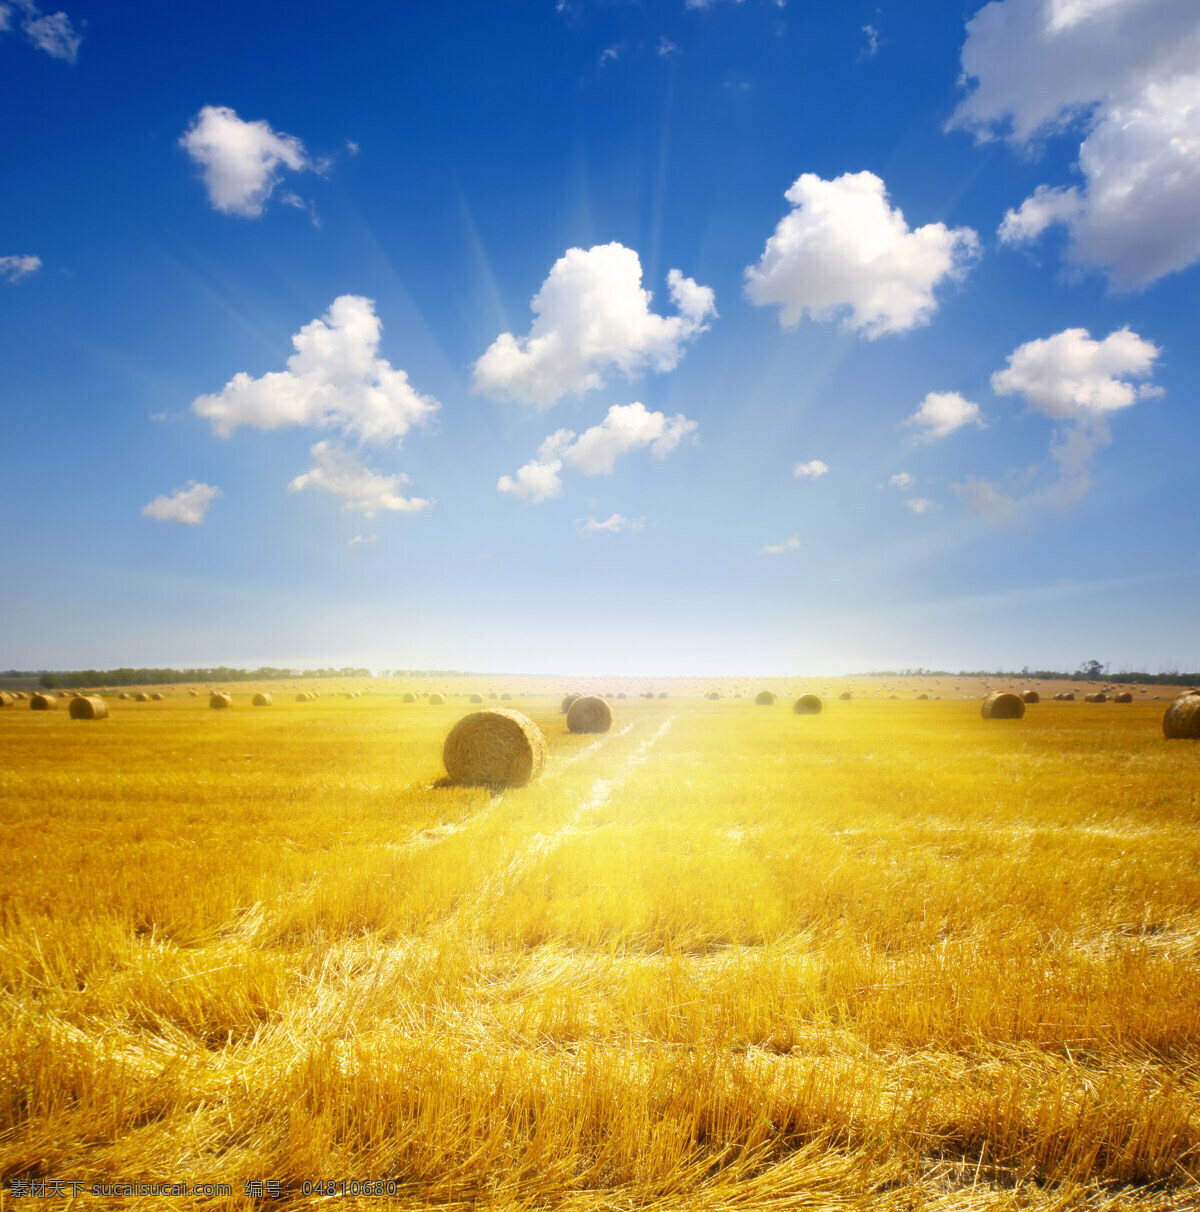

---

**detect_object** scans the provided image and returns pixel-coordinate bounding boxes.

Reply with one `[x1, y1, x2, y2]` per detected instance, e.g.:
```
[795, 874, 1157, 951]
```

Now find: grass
[0, 686, 1197, 1208]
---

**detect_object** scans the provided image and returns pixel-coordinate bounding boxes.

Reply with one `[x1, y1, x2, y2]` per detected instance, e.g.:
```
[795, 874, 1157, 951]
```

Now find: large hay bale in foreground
[838, 691, 852, 700]
[1022, 690, 1040, 703]
[429, 693, 445, 705]
[1113, 692, 1133, 703]
[982, 692, 1025, 719]
[561, 693, 582, 714]
[253, 693, 273, 707]
[754, 690, 776, 706]
[30, 693, 57, 710]
[1085, 692, 1107, 703]
[69, 695, 108, 720]
[793, 694, 822, 715]
[443, 709, 546, 787]
[567, 695, 612, 734]
[1163, 694, 1200, 739]
[210, 693, 233, 709]
[469, 693, 484, 704]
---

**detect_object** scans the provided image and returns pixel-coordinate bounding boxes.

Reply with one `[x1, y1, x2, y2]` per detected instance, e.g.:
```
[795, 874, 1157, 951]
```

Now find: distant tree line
[862, 661, 1197, 686]
[28, 666, 373, 689]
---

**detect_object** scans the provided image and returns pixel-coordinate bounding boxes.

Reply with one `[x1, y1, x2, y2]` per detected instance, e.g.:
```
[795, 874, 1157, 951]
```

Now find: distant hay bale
[567, 695, 612, 734]
[706, 692, 720, 701]
[0, 692, 12, 708]
[658, 692, 668, 699]
[1113, 692, 1133, 703]
[887, 694, 898, 700]
[754, 691, 776, 705]
[443, 708, 547, 787]
[838, 691, 852, 700]
[402, 693, 416, 703]
[69, 695, 108, 720]
[189, 690, 198, 696]
[209, 693, 233, 709]
[617, 692, 626, 699]
[253, 693, 273, 707]
[14, 692, 26, 700]
[916, 693, 929, 700]
[561, 693, 582, 714]
[429, 693, 445, 705]
[1022, 690, 1040, 703]
[30, 693, 58, 710]
[1062, 692, 1075, 701]
[500, 692, 512, 700]
[793, 694, 822, 715]
[119, 692, 129, 700]
[135, 692, 149, 702]
[1085, 692, 1107, 703]
[1163, 695, 1200, 739]
[489, 692, 499, 700]
[981, 692, 1025, 719]
[151, 692, 163, 701]
[469, 693, 484, 704]
[296, 693, 310, 702]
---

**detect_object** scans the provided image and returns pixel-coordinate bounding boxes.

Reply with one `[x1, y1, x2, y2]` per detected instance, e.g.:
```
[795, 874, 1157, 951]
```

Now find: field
[1, 681, 1198, 1209]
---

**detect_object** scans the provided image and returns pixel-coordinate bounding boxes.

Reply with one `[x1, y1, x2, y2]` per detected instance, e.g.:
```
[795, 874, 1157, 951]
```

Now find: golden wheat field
[1, 681, 1198, 1210]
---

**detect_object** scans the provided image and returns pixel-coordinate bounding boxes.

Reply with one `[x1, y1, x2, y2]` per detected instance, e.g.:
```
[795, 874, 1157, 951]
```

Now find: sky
[1, 0, 1197, 676]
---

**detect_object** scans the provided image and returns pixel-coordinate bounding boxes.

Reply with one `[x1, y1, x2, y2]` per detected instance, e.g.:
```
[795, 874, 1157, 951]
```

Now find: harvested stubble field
[1, 690, 1198, 1209]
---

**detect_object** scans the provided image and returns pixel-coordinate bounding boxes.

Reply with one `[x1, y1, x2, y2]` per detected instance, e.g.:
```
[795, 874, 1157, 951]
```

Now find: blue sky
[2, 0, 1197, 676]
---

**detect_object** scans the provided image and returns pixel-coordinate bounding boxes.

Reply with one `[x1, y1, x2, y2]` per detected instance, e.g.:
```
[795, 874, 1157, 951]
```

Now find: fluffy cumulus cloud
[760, 534, 802, 554]
[955, 326, 1162, 516]
[793, 459, 828, 478]
[1, 0, 82, 60]
[180, 106, 314, 218]
[473, 243, 715, 408]
[288, 442, 431, 517]
[889, 471, 915, 489]
[141, 481, 221, 525]
[348, 534, 377, 546]
[905, 391, 984, 440]
[744, 171, 979, 337]
[193, 296, 438, 444]
[499, 403, 697, 503]
[950, 0, 1200, 288]
[575, 513, 646, 537]
[0, 254, 41, 282]
[904, 497, 938, 514]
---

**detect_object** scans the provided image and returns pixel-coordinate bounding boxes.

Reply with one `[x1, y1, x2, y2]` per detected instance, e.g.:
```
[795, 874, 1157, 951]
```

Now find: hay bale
[443, 708, 546, 787]
[1062, 692, 1075, 701]
[210, 693, 233, 709]
[617, 692, 626, 700]
[838, 691, 852, 700]
[118, 692, 129, 700]
[1113, 692, 1133, 703]
[981, 692, 1025, 719]
[253, 693, 273, 707]
[151, 692, 163, 701]
[916, 693, 929, 700]
[754, 690, 776, 706]
[500, 692, 512, 701]
[0, 692, 12, 708]
[69, 695, 108, 720]
[30, 693, 58, 710]
[1022, 690, 1040, 703]
[296, 693, 310, 702]
[706, 692, 720, 701]
[189, 690, 198, 696]
[135, 692, 149, 702]
[1163, 695, 1200, 739]
[489, 692, 499, 700]
[14, 692, 26, 700]
[561, 693, 582, 714]
[469, 693, 484, 704]
[402, 692, 416, 703]
[429, 693, 445, 705]
[1085, 692, 1107, 703]
[793, 694, 822, 715]
[567, 695, 612, 734]
[658, 692, 668, 698]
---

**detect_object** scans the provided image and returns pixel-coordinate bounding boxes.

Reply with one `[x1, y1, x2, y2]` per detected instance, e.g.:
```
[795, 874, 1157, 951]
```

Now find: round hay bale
[658, 692, 668, 698]
[1163, 695, 1200, 739]
[0, 692, 12, 708]
[793, 694, 822, 715]
[489, 692, 499, 700]
[500, 692, 512, 701]
[706, 692, 720, 701]
[253, 693, 273, 707]
[617, 692, 626, 700]
[561, 693, 582, 714]
[14, 692, 26, 700]
[296, 693, 310, 702]
[210, 693, 233, 709]
[1022, 690, 1040, 703]
[69, 695, 108, 720]
[916, 693, 929, 700]
[429, 693, 445, 705]
[443, 708, 546, 787]
[30, 693, 58, 710]
[402, 692, 416, 703]
[135, 692, 149, 702]
[838, 691, 852, 700]
[754, 690, 776, 706]
[189, 690, 198, 696]
[469, 693, 484, 704]
[1085, 692, 1107, 703]
[1113, 692, 1133, 703]
[981, 692, 1024, 719]
[151, 692, 163, 701]
[1062, 692, 1075, 701]
[567, 695, 612, 734]
[118, 692, 129, 700]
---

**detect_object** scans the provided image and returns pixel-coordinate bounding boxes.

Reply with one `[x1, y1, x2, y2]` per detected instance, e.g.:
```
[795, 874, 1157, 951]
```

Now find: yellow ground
[1, 686, 1197, 1209]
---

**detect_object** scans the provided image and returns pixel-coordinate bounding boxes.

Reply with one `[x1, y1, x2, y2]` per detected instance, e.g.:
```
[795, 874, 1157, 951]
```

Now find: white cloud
[4, 1, 81, 60]
[953, 476, 1019, 518]
[861, 23, 880, 57]
[990, 326, 1162, 420]
[279, 191, 320, 227]
[904, 497, 939, 514]
[686, 0, 748, 8]
[0, 6, 9, 32]
[744, 171, 979, 337]
[656, 36, 680, 56]
[0, 254, 41, 282]
[950, 0, 1200, 288]
[179, 106, 313, 218]
[793, 459, 829, 478]
[472, 243, 715, 408]
[889, 471, 915, 489]
[905, 391, 984, 440]
[499, 403, 697, 504]
[599, 43, 620, 64]
[575, 513, 646, 537]
[345, 140, 360, 156]
[760, 534, 802, 554]
[193, 295, 438, 444]
[288, 442, 430, 517]
[141, 481, 221, 525]
[348, 534, 377, 546]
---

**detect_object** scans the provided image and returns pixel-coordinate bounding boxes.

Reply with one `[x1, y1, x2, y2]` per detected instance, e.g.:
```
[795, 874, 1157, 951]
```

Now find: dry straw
[296, 693, 310, 702]
[469, 693, 484, 704]
[1022, 690, 1040, 703]
[135, 692, 149, 702]
[30, 693, 57, 710]
[0, 692, 12, 708]
[442, 708, 547, 787]
[252, 693, 273, 707]
[1113, 692, 1133, 703]
[839, 691, 852, 700]
[981, 691, 1025, 719]
[1163, 693, 1200, 739]
[69, 695, 109, 720]
[151, 692, 164, 700]
[13, 692, 25, 700]
[560, 693, 581, 714]
[402, 693, 416, 703]
[1085, 692, 1107, 703]
[210, 693, 233, 709]
[658, 691, 668, 698]
[793, 694, 822, 715]
[567, 695, 612, 734]
[916, 693, 929, 700]
[429, 693, 445, 705]
[706, 692, 720, 700]
[754, 690, 776, 706]
[500, 692, 512, 700]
